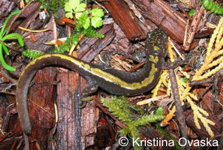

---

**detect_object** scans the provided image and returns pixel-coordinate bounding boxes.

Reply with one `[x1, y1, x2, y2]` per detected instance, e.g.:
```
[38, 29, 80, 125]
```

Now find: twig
[189, 77, 215, 86]
[169, 69, 188, 150]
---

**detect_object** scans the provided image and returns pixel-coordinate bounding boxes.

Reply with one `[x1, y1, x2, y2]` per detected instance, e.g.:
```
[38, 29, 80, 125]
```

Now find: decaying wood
[0, 0, 16, 17]
[103, 0, 147, 41]
[78, 24, 115, 62]
[131, 0, 186, 43]
[26, 68, 57, 149]
[19, 16, 55, 51]
[56, 71, 80, 149]
[9, 2, 40, 34]
[56, 72, 98, 149]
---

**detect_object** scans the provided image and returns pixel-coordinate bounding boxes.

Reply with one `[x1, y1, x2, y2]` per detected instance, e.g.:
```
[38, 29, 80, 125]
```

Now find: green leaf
[91, 8, 104, 17]
[75, 3, 86, 12]
[0, 43, 16, 71]
[64, 2, 72, 12]
[0, 10, 21, 38]
[65, 12, 73, 19]
[71, 0, 80, 10]
[2, 33, 24, 46]
[1, 43, 9, 55]
[1, 27, 9, 38]
[75, 8, 88, 19]
[75, 12, 83, 19]
[91, 16, 103, 28]
[75, 10, 89, 30]
[65, 0, 82, 13]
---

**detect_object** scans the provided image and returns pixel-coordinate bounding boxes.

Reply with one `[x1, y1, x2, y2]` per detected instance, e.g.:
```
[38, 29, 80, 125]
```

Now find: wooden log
[103, 0, 147, 41]
[131, 0, 186, 43]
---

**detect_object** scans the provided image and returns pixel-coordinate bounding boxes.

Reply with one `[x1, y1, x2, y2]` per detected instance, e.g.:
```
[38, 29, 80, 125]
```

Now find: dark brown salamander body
[16, 29, 168, 135]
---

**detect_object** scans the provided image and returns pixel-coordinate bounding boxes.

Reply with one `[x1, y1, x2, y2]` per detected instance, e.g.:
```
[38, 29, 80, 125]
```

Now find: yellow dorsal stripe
[26, 54, 157, 90]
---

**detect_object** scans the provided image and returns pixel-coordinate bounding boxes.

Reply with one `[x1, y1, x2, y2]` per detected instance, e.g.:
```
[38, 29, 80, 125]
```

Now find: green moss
[100, 96, 164, 150]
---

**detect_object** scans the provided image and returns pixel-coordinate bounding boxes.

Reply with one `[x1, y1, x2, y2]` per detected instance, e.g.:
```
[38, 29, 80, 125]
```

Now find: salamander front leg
[80, 84, 99, 103]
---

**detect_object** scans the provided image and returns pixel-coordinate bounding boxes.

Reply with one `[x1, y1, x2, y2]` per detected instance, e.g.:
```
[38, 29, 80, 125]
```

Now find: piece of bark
[56, 72, 98, 149]
[19, 15, 56, 51]
[103, 0, 147, 41]
[56, 71, 79, 149]
[78, 24, 116, 62]
[81, 89, 98, 149]
[0, 0, 16, 18]
[25, 67, 57, 149]
[131, 0, 186, 43]
[8, 2, 40, 34]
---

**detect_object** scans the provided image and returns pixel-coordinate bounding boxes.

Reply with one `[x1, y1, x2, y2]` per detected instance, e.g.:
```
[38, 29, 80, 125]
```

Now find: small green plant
[202, 0, 223, 15]
[0, 10, 24, 71]
[100, 96, 164, 150]
[65, 0, 104, 29]
[65, 0, 86, 19]
[23, 0, 104, 59]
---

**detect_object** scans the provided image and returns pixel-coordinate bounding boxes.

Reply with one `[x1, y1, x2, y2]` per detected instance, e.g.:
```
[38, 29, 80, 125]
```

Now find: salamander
[16, 28, 168, 135]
